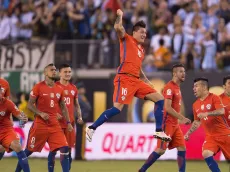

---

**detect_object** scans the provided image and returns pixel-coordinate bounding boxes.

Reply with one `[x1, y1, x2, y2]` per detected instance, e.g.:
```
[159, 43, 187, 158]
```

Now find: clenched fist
[117, 9, 123, 16]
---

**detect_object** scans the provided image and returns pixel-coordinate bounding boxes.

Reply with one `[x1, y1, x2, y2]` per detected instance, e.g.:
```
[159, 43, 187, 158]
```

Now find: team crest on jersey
[206, 104, 211, 110]
[121, 96, 126, 101]
[0, 111, 5, 116]
[50, 93, 54, 98]
[56, 93, 61, 99]
[64, 90, 68, 95]
[201, 104, 204, 110]
[71, 90, 75, 96]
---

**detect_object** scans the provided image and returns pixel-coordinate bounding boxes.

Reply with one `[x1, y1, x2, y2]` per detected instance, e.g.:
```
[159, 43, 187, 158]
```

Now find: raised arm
[114, 9, 126, 39]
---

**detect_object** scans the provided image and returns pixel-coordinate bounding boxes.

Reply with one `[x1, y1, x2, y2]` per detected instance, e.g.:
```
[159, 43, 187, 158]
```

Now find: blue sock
[139, 152, 161, 172]
[69, 150, 72, 170]
[177, 151, 186, 172]
[0, 151, 5, 160]
[89, 107, 121, 130]
[205, 156, 221, 172]
[16, 151, 30, 172]
[48, 152, 56, 172]
[154, 100, 164, 132]
[60, 146, 69, 172]
[15, 149, 33, 172]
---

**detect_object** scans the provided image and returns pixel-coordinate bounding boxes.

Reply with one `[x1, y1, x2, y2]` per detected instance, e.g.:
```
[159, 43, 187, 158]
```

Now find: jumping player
[139, 64, 191, 172]
[86, 9, 170, 142]
[185, 78, 230, 171]
[48, 64, 83, 171]
[0, 84, 30, 172]
[15, 64, 73, 172]
[220, 75, 230, 126]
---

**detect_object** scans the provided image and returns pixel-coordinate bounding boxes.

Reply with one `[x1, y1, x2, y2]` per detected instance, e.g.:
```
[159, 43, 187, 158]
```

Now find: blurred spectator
[216, 0, 230, 24]
[201, 32, 217, 70]
[10, 4, 21, 40]
[17, 92, 34, 121]
[152, 39, 171, 70]
[1, 0, 230, 71]
[0, 8, 10, 41]
[76, 82, 91, 122]
[216, 42, 230, 71]
[171, 24, 184, 61]
[150, 26, 171, 53]
[216, 18, 228, 52]
[18, 3, 34, 40]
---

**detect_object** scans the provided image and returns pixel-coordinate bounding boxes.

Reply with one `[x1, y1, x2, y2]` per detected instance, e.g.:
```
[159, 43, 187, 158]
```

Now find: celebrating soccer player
[184, 77, 230, 172]
[220, 75, 230, 126]
[0, 84, 30, 172]
[48, 64, 83, 171]
[0, 78, 13, 160]
[139, 64, 191, 172]
[15, 64, 73, 172]
[86, 9, 171, 142]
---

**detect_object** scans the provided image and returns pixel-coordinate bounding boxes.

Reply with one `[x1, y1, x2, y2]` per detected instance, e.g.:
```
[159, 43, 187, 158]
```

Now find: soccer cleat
[153, 131, 171, 142]
[85, 127, 95, 142]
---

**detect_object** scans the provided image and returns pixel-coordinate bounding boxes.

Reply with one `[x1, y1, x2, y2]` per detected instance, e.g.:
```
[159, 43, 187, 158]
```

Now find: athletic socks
[48, 152, 57, 172]
[205, 156, 221, 172]
[89, 107, 121, 130]
[139, 151, 161, 172]
[154, 100, 164, 132]
[177, 151, 186, 172]
[16, 151, 30, 172]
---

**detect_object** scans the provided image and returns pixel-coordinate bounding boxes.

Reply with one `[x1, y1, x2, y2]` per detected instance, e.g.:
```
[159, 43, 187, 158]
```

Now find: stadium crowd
[0, 0, 230, 70]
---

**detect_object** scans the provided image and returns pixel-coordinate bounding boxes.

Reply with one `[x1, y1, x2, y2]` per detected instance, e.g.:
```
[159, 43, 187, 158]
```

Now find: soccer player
[139, 64, 191, 172]
[86, 9, 170, 142]
[0, 78, 12, 160]
[15, 64, 73, 172]
[0, 84, 30, 172]
[184, 77, 230, 172]
[48, 64, 83, 171]
[220, 75, 230, 126]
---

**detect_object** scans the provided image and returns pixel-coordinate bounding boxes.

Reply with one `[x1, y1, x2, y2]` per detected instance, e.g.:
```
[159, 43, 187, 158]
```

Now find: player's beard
[48, 76, 57, 81]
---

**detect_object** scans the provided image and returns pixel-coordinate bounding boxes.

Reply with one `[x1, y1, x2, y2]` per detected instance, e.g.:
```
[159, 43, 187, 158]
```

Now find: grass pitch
[0, 158, 229, 172]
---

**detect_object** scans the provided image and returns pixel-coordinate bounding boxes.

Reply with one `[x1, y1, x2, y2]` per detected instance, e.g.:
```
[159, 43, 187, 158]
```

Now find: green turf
[0, 158, 229, 172]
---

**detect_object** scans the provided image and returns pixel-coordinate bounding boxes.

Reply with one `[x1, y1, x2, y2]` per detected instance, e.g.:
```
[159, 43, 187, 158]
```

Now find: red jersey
[0, 78, 10, 98]
[219, 93, 230, 126]
[117, 33, 145, 77]
[30, 81, 65, 126]
[193, 93, 230, 137]
[163, 81, 182, 126]
[56, 81, 78, 128]
[0, 98, 20, 131]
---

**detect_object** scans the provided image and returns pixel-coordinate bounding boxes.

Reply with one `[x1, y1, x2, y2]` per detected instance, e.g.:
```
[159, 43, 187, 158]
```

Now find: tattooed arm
[59, 100, 70, 122]
[184, 120, 201, 140]
[207, 108, 225, 116]
[114, 9, 126, 38]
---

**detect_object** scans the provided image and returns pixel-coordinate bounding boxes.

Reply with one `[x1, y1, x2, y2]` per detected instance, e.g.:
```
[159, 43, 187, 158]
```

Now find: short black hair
[59, 63, 71, 71]
[172, 63, 185, 73]
[223, 75, 230, 85]
[194, 77, 209, 88]
[132, 20, 146, 32]
[159, 39, 164, 46]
